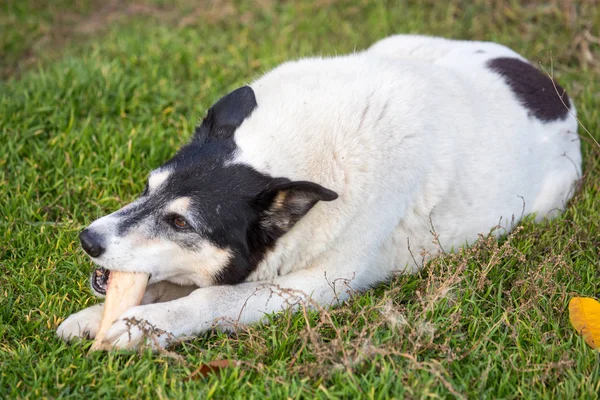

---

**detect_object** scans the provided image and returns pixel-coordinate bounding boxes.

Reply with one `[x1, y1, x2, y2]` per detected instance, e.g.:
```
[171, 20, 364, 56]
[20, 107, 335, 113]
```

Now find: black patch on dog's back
[486, 57, 570, 122]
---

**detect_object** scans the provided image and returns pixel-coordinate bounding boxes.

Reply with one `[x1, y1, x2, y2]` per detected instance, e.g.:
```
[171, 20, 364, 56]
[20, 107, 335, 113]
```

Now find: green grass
[1, 0, 600, 398]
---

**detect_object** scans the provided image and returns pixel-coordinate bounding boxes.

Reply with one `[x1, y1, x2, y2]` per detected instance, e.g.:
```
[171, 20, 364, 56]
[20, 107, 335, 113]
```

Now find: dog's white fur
[57, 35, 581, 349]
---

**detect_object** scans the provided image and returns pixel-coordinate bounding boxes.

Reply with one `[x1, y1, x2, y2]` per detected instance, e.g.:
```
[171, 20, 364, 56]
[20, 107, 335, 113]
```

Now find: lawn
[1, 0, 599, 398]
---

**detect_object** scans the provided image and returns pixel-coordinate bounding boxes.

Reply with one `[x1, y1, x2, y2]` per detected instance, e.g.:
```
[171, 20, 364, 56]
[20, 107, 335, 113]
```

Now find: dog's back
[234, 35, 581, 281]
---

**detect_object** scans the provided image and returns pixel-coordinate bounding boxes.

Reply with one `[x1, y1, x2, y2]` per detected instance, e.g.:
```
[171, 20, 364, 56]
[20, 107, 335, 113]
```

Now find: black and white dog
[57, 35, 581, 349]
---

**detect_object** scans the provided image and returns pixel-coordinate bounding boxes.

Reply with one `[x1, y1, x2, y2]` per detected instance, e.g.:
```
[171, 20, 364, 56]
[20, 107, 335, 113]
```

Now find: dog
[57, 35, 581, 350]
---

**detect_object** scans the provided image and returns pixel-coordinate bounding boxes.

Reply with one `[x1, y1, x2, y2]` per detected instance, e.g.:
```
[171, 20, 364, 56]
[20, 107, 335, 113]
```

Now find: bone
[89, 270, 149, 352]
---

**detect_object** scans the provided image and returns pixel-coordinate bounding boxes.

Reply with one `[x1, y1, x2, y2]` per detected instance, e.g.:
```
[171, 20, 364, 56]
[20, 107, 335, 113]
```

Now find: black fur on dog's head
[80, 86, 337, 293]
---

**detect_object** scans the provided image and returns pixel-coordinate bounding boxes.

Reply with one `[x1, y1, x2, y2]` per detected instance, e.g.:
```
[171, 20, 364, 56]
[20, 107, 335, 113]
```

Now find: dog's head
[82, 86, 337, 295]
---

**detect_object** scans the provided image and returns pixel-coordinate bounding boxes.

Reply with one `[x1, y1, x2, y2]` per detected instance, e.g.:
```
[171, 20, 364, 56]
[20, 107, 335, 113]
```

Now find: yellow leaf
[569, 297, 600, 349]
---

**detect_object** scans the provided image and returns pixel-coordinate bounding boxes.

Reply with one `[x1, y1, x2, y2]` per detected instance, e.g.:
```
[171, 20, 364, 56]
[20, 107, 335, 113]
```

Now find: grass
[1, 0, 599, 398]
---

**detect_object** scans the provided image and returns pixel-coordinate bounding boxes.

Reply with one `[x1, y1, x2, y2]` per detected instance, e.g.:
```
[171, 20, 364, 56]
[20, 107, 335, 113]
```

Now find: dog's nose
[79, 228, 105, 258]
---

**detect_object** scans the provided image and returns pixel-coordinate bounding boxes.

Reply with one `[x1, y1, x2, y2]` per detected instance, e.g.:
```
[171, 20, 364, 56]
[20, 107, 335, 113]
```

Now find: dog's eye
[172, 215, 188, 229]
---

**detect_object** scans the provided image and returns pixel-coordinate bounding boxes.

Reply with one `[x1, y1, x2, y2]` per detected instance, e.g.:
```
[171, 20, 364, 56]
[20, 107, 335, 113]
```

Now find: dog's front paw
[100, 304, 177, 351]
[57, 303, 104, 341]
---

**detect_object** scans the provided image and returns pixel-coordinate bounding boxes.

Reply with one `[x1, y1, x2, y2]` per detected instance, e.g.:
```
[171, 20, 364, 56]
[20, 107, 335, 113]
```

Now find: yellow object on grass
[569, 297, 600, 350]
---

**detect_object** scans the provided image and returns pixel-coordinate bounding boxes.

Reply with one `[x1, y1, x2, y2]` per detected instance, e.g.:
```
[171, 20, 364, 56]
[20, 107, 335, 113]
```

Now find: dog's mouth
[91, 267, 153, 295]
[91, 267, 110, 295]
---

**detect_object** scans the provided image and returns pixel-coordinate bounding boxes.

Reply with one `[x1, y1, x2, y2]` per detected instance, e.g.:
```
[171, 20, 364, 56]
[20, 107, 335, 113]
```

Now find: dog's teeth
[89, 270, 149, 352]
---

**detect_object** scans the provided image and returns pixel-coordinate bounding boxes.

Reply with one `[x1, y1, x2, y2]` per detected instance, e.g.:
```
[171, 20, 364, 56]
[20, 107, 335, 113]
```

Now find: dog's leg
[56, 303, 105, 341]
[56, 281, 197, 341]
[99, 255, 378, 350]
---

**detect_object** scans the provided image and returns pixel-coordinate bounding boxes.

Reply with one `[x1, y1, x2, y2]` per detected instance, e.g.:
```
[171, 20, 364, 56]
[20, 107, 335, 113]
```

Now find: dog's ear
[194, 86, 257, 141]
[254, 180, 338, 236]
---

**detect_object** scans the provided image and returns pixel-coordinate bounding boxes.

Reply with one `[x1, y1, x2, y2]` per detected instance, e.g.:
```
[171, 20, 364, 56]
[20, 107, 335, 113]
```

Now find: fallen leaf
[184, 359, 239, 381]
[569, 297, 600, 349]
